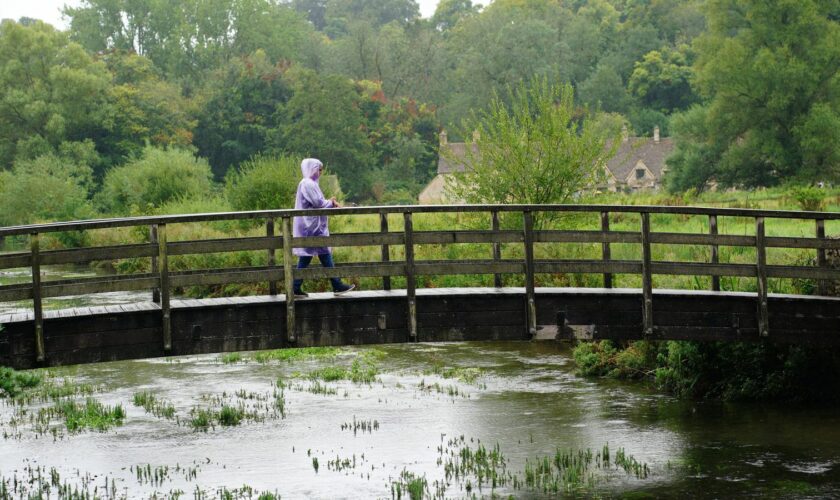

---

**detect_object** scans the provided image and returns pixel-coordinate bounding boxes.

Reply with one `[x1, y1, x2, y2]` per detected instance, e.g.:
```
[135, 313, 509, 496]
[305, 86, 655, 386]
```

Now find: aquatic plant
[220, 352, 243, 364]
[132, 391, 176, 419]
[57, 398, 125, 433]
[253, 346, 341, 363]
[0, 367, 41, 398]
[218, 405, 244, 426]
[391, 469, 429, 500]
[340, 416, 380, 435]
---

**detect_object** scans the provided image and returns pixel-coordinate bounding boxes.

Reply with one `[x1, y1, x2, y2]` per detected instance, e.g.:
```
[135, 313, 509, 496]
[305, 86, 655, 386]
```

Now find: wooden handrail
[2, 204, 839, 364]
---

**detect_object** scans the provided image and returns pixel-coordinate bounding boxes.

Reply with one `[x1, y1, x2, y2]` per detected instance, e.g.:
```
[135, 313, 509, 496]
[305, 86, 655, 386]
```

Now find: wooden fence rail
[1, 204, 838, 363]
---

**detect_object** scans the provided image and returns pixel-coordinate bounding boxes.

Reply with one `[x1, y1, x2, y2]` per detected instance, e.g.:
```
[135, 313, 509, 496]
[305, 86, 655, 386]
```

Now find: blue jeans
[293, 253, 343, 291]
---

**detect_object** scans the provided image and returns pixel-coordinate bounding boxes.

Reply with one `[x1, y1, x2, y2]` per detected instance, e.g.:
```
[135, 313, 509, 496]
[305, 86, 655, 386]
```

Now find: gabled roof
[437, 143, 470, 174]
[606, 138, 674, 181]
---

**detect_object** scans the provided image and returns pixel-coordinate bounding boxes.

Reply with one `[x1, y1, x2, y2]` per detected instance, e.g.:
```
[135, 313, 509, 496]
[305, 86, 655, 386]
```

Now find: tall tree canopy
[668, 0, 840, 191]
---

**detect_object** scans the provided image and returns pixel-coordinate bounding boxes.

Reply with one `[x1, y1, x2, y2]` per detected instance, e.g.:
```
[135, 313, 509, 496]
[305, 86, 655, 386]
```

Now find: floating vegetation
[427, 364, 484, 385]
[132, 391, 176, 419]
[390, 469, 430, 500]
[193, 484, 281, 499]
[418, 379, 469, 399]
[0, 462, 123, 499]
[58, 398, 125, 433]
[253, 346, 341, 363]
[187, 386, 286, 431]
[220, 352, 243, 364]
[305, 380, 338, 396]
[523, 443, 650, 494]
[307, 358, 379, 385]
[340, 416, 380, 435]
[131, 462, 200, 486]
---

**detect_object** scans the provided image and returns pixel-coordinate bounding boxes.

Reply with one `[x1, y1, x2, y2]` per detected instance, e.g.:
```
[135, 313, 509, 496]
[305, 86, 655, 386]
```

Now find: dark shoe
[293, 288, 309, 298]
[332, 283, 355, 296]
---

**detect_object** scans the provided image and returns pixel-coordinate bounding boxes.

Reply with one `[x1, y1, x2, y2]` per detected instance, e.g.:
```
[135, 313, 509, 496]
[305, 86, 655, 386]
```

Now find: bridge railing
[1, 204, 839, 362]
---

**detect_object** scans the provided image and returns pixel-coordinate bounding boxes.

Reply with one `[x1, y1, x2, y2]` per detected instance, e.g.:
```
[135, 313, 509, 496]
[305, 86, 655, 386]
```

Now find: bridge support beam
[404, 213, 417, 340]
[756, 217, 769, 337]
[30, 232, 45, 363]
[641, 213, 653, 336]
[157, 224, 171, 351]
[523, 211, 537, 338]
[282, 216, 296, 343]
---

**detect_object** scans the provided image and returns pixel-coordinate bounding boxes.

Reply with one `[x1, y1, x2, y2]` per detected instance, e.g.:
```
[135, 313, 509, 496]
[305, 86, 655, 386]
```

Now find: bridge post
[817, 219, 827, 296]
[282, 217, 296, 343]
[150, 225, 160, 303]
[380, 212, 391, 291]
[523, 211, 536, 338]
[709, 215, 720, 292]
[492, 210, 502, 288]
[267, 218, 278, 295]
[30, 232, 45, 363]
[641, 213, 653, 336]
[404, 212, 417, 340]
[756, 217, 769, 337]
[157, 224, 172, 351]
[600, 211, 612, 288]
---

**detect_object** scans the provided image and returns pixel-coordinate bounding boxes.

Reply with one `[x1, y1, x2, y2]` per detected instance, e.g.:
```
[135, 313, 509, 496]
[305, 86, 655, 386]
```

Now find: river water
[1, 341, 839, 499]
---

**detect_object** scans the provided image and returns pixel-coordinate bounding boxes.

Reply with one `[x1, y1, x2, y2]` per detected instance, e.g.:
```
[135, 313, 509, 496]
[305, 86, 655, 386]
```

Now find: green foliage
[447, 78, 619, 219]
[668, 0, 840, 189]
[0, 367, 42, 398]
[58, 397, 126, 432]
[225, 155, 300, 211]
[628, 46, 696, 113]
[790, 185, 827, 211]
[573, 340, 840, 403]
[97, 147, 214, 215]
[0, 153, 96, 227]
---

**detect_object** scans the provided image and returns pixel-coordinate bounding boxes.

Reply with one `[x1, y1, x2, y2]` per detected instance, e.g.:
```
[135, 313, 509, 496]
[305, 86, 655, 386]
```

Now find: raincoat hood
[301, 158, 323, 180]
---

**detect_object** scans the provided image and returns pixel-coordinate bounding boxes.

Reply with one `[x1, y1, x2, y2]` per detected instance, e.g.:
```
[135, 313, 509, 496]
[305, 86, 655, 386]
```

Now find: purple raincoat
[293, 158, 335, 256]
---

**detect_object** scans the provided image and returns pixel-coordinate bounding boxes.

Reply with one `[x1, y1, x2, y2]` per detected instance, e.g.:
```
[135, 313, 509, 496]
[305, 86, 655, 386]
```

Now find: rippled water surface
[2, 341, 840, 498]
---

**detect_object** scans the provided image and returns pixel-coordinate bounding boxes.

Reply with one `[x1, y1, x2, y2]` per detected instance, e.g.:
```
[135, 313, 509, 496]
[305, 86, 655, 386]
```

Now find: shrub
[790, 185, 826, 211]
[97, 147, 214, 214]
[225, 155, 300, 211]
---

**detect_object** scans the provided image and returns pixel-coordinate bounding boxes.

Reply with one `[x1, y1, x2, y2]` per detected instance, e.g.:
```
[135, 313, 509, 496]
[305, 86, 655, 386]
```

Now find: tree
[275, 69, 373, 199]
[628, 46, 696, 113]
[446, 79, 618, 218]
[669, 0, 840, 189]
[0, 20, 113, 169]
[432, 0, 479, 31]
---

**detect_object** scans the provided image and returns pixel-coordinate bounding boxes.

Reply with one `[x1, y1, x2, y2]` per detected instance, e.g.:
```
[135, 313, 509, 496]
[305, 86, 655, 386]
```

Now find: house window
[635, 168, 645, 179]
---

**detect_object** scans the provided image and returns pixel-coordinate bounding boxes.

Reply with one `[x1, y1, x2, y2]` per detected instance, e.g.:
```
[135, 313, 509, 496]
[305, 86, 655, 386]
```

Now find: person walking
[292, 158, 355, 297]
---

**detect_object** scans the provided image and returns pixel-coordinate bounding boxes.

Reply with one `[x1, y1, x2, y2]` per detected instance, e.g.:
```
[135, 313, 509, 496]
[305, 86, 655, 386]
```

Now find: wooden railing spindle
[266, 219, 278, 295]
[640, 213, 653, 336]
[709, 215, 720, 292]
[157, 224, 171, 351]
[816, 219, 827, 296]
[756, 217, 769, 337]
[404, 212, 417, 340]
[600, 211, 612, 288]
[523, 211, 536, 337]
[30, 232, 45, 363]
[282, 217, 296, 343]
[492, 210, 502, 287]
[380, 212, 391, 291]
[150, 225, 160, 303]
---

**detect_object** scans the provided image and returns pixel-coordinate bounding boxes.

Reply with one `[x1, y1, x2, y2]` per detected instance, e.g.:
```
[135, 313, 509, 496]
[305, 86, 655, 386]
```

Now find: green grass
[307, 359, 378, 384]
[220, 352, 243, 364]
[0, 367, 42, 398]
[253, 347, 341, 363]
[132, 391, 176, 419]
[57, 398, 125, 433]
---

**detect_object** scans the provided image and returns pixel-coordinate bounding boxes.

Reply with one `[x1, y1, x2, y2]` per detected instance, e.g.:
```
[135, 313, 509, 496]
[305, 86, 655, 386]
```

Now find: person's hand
[330, 197, 340, 208]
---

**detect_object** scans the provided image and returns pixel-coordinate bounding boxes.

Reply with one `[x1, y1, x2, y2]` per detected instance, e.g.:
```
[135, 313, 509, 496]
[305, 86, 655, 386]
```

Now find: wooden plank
[816, 219, 827, 296]
[267, 218, 278, 295]
[710, 215, 720, 291]
[492, 210, 502, 287]
[413, 230, 523, 245]
[0, 283, 32, 301]
[40, 243, 157, 265]
[295, 262, 405, 279]
[5, 204, 840, 238]
[0, 252, 30, 270]
[535, 260, 641, 275]
[535, 230, 641, 244]
[150, 225, 160, 303]
[765, 235, 840, 249]
[414, 260, 524, 276]
[649, 232, 754, 247]
[641, 213, 653, 336]
[282, 216, 296, 343]
[292, 232, 403, 248]
[404, 213, 417, 339]
[41, 275, 159, 298]
[523, 211, 536, 338]
[158, 224, 171, 351]
[601, 212, 612, 288]
[170, 267, 284, 287]
[168, 236, 282, 255]
[756, 217, 769, 337]
[766, 265, 840, 280]
[30, 233, 45, 363]
[380, 213, 391, 291]
[651, 262, 757, 277]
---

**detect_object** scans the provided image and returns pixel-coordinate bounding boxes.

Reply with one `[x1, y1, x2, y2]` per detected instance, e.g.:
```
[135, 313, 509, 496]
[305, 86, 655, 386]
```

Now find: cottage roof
[437, 143, 470, 174]
[606, 137, 674, 181]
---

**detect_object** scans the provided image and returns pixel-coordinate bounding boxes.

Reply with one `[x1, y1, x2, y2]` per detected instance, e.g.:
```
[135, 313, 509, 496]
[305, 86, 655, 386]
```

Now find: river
[1, 341, 839, 499]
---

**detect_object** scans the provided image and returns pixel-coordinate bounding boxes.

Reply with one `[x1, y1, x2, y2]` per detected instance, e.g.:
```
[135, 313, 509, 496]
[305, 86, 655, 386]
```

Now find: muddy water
[2, 342, 840, 498]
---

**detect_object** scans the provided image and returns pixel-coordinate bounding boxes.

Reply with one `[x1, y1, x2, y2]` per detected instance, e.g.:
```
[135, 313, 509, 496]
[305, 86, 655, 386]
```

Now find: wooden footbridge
[1, 204, 839, 369]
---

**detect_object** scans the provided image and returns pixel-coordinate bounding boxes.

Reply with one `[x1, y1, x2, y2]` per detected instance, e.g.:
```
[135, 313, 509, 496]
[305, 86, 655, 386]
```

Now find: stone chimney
[653, 126, 660, 143]
[439, 129, 448, 146]
[621, 124, 629, 143]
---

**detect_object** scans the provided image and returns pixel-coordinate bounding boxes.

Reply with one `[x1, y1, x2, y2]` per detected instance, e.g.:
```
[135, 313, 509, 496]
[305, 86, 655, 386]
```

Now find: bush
[225, 155, 300, 211]
[97, 147, 214, 214]
[790, 185, 826, 211]
[0, 154, 95, 227]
